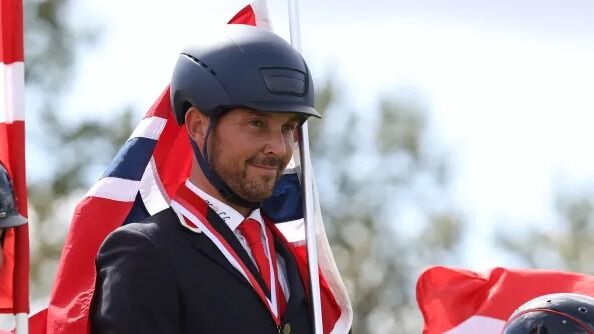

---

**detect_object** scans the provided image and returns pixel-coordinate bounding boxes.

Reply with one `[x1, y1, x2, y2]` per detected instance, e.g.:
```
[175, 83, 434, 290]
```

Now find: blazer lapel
[262, 213, 311, 321]
[193, 208, 271, 298]
[275, 239, 307, 320]
[191, 233, 252, 289]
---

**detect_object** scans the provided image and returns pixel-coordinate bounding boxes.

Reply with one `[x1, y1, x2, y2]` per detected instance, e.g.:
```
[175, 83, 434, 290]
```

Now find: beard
[210, 146, 285, 203]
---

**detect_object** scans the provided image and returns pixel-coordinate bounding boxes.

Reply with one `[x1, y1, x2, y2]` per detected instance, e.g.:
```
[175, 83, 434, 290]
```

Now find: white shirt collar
[184, 179, 263, 231]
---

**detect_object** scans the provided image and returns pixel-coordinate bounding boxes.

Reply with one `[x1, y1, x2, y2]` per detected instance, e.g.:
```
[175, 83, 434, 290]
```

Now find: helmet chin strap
[189, 118, 260, 210]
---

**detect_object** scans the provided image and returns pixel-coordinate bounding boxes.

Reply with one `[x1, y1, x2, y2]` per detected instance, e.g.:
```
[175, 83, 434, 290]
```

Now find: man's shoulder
[101, 207, 183, 251]
[122, 206, 179, 232]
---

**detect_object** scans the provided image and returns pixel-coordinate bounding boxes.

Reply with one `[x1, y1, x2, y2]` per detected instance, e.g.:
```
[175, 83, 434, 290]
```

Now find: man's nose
[263, 130, 289, 156]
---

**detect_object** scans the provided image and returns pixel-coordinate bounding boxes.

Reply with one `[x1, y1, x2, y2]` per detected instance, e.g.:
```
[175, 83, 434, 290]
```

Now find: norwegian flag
[0, 0, 30, 317]
[26, 1, 352, 333]
[416, 266, 594, 334]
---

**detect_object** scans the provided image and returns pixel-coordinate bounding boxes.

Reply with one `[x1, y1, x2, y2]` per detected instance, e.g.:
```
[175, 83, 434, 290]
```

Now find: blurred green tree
[311, 81, 465, 334]
[497, 189, 594, 273]
[24, 0, 135, 301]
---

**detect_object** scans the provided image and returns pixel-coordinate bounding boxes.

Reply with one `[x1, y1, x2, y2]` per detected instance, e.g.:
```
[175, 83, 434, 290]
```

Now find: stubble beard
[210, 147, 285, 203]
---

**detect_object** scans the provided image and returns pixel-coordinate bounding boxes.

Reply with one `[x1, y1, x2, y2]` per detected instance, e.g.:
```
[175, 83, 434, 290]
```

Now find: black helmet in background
[502, 293, 594, 334]
[0, 163, 27, 228]
[169, 25, 320, 208]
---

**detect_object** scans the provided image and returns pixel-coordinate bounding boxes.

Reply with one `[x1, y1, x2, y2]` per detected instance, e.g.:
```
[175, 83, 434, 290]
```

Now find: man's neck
[187, 178, 251, 217]
[227, 202, 250, 217]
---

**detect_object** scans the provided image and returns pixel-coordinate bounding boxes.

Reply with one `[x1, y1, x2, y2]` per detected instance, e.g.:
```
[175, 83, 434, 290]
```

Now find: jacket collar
[184, 179, 264, 231]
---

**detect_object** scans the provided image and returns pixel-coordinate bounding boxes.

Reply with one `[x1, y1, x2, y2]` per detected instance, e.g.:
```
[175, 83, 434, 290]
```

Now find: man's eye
[249, 120, 264, 128]
[282, 123, 297, 133]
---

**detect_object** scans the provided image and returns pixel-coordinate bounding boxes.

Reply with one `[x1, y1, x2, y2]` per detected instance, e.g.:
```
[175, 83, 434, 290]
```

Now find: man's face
[208, 108, 300, 202]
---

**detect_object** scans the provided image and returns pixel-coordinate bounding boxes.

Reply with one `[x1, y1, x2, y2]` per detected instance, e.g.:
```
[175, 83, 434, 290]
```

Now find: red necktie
[239, 218, 272, 291]
[239, 218, 287, 317]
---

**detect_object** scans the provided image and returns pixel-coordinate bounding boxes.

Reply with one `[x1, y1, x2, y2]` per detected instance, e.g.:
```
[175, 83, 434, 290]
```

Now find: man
[0, 162, 28, 268]
[90, 25, 322, 334]
[502, 293, 594, 333]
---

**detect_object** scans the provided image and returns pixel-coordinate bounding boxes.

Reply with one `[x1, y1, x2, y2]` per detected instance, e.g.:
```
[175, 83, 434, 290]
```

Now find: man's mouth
[247, 156, 282, 171]
[247, 162, 279, 172]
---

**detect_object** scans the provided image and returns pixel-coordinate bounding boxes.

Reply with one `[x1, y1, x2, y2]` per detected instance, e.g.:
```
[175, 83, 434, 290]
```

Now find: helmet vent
[183, 54, 217, 76]
[260, 68, 306, 96]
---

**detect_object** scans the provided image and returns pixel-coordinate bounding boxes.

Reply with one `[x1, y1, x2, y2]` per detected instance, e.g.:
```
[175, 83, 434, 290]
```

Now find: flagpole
[288, 1, 323, 333]
[15, 313, 28, 334]
[0, 0, 31, 333]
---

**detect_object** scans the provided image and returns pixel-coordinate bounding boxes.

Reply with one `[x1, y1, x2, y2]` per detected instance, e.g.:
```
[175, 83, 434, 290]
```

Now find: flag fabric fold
[40, 1, 351, 333]
[416, 266, 594, 334]
[0, 0, 29, 316]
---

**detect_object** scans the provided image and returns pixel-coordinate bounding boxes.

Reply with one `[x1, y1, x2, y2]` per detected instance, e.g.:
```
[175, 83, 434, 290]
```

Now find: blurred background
[14, 0, 594, 333]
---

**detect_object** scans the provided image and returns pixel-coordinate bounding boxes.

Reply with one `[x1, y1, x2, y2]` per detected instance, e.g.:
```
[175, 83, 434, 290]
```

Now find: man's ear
[185, 106, 209, 143]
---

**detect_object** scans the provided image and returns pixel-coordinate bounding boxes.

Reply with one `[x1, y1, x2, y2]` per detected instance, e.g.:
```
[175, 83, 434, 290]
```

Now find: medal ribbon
[171, 184, 281, 325]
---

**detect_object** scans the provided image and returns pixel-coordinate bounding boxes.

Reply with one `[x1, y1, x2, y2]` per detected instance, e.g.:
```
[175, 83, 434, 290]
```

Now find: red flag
[0, 0, 30, 315]
[36, 1, 350, 333]
[227, 0, 270, 28]
[416, 266, 594, 334]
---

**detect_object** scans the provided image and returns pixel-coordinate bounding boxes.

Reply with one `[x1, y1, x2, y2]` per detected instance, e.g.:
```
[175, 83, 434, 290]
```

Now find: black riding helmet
[171, 25, 320, 123]
[170, 25, 320, 208]
[0, 162, 27, 228]
[502, 293, 594, 334]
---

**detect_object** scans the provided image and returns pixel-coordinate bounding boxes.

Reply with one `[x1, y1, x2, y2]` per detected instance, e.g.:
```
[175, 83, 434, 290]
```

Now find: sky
[62, 0, 594, 270]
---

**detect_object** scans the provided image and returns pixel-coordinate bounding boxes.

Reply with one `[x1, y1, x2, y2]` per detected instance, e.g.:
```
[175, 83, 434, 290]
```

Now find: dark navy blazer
[90, 207, 313, 334]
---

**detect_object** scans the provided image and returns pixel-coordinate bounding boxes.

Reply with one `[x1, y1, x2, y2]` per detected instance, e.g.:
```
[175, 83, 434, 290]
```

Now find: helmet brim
[0, 214, 27, 228]
[243, 102, 322, 119]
